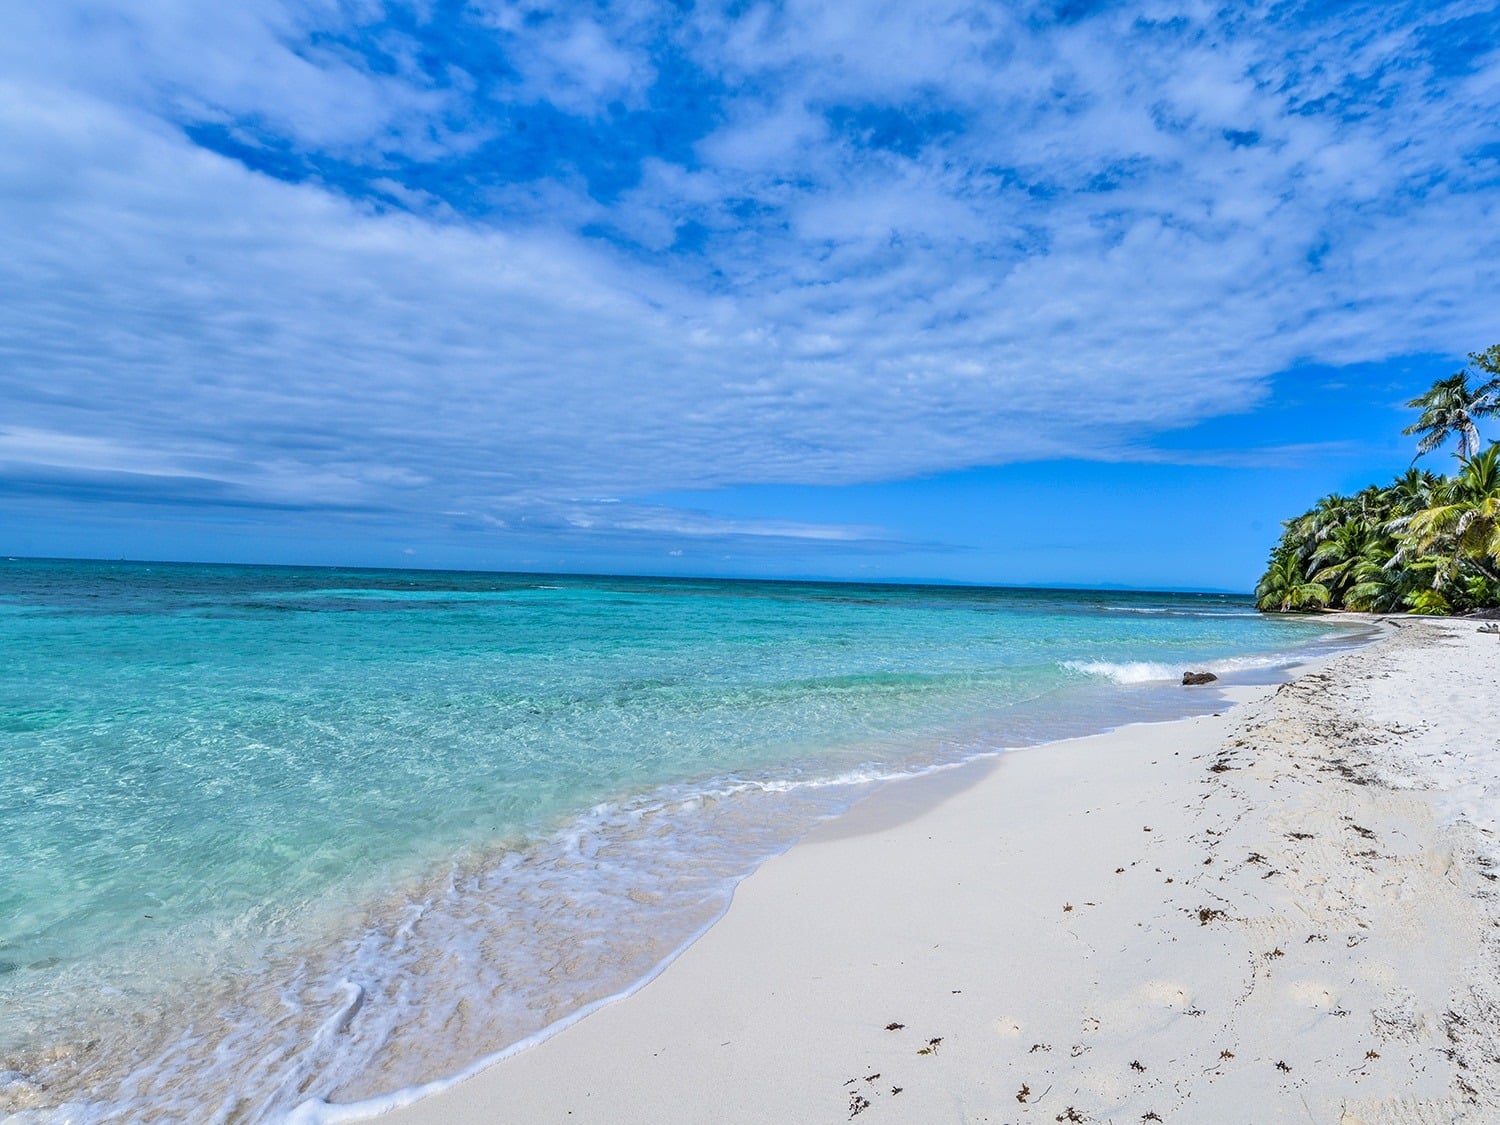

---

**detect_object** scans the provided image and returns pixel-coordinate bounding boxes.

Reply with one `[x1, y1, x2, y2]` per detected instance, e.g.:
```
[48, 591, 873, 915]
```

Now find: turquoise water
[0, 560, 1358, 1121]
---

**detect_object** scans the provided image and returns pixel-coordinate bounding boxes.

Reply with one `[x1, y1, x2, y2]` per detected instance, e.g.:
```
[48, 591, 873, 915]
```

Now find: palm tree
[1287, 494, 1356, 561]
[1310, 516, 1388, 605]
[1401, 443, 1500, 586]
[1255, 549, 1330, 613]
[1470, 343, 1500, 396]
[1343, 555, 1419, 613]
[1404, 361, 1499, 461]
[1381, 467, 1442, 519]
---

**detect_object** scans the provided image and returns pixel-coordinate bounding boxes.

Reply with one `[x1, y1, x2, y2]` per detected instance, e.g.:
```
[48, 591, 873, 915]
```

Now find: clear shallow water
[0, 559, 1362, 1121]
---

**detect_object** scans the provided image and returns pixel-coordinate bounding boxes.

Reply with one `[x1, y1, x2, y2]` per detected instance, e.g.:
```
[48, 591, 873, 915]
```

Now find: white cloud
[0, 428, 187, 478]
[2, 0, 1498, 553]
[3, 3, 458, 158]
[472, 1, 659, 115]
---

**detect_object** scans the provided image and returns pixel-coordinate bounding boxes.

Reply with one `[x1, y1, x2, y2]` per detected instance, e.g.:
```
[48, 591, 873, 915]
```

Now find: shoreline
[272, 642, 1377, 1120]
[1, 599, 1363, 1124]
[290, 685, 1288, 1125]
[338, 617, 1500, 1124]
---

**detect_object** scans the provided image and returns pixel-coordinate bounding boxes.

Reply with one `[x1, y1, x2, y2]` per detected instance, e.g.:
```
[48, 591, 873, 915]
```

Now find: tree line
[1256, 345, 1500, 615]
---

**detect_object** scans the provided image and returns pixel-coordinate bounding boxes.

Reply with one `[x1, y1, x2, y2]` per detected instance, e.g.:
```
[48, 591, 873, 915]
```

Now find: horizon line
[0, 553, 1255, 599]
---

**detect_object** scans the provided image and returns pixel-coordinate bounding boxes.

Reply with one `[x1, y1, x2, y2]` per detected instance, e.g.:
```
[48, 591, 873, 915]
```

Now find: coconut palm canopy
[1259, 351, 1500, 615]
[1402, 347, 1500, 461]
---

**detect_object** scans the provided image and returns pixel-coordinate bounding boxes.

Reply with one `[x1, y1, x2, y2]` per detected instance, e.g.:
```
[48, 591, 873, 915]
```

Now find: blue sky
[2, 1, 1498, 591]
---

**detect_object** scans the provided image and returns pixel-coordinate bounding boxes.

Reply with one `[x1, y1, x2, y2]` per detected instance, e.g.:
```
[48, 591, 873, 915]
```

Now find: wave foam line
[283, 754, 1011, 1124]
[1062, 652, 1305, 685]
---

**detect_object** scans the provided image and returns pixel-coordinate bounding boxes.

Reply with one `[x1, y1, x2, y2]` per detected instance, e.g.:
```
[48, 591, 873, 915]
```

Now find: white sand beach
[364, 618, 1500, 1124]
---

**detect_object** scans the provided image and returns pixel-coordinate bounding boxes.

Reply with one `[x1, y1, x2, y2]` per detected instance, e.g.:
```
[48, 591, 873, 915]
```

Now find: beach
[7, 566, 1362, 1122]
[363, 617, 1500, 1124]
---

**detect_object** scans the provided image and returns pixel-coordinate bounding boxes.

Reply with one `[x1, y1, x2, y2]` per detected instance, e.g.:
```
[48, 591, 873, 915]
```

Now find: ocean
[0, 559, 1363, 1122]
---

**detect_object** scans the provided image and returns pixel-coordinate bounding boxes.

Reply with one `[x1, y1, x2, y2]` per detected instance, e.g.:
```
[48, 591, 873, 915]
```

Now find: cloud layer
[3, 0, 1498, 552]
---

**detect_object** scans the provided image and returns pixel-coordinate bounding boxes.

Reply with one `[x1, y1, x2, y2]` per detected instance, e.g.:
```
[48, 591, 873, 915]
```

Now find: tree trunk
[1468, 556, 1500, 584]
[1461, 423, 1480, 461]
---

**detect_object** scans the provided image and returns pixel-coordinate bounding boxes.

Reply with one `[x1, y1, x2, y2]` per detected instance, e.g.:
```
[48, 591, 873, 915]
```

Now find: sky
[2, 0, 1498, 591]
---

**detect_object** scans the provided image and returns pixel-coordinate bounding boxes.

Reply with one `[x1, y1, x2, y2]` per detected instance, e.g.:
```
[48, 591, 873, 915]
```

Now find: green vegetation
[1256, 346, 1500, 615]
